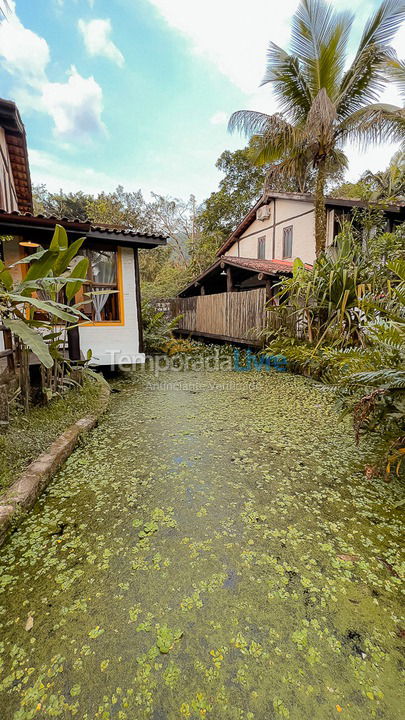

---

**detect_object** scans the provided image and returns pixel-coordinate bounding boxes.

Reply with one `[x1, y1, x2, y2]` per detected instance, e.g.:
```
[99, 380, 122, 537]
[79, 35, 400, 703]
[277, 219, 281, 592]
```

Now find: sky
[0, 0, 403, 204]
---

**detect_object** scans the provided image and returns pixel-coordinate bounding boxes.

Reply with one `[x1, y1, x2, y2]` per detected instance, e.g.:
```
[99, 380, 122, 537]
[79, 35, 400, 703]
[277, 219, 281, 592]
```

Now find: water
[0, 368, 403, 719]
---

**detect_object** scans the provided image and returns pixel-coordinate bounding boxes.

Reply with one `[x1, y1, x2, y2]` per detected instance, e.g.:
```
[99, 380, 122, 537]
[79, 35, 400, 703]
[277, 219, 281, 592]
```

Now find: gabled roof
[0, 98, 33, 213]
[0, 209, 168, 248]
[216, 190, 405, 257]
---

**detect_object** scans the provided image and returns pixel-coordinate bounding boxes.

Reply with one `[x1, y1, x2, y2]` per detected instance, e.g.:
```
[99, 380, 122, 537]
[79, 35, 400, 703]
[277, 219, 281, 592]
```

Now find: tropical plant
[142, 301, 181, 354]
[361, 150, 405, 201]
[229, 0, 405, 255]
[337, 259, 405, 475]
[0, 225, 90, 408]
[264, 230, 373, 354]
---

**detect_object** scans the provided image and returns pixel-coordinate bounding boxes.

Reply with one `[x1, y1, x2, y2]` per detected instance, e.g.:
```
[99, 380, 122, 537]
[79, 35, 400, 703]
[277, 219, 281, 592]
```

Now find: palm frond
[231, 113, 300, 166]
[338, 103, 405, 148]
[228, 110, 272, 138]
[261, 43, 312, 122]
[343, 368, 405, 388]
[290, 0, 353, 97]
[386, 57, 405, 102]
[357, 0, 405, 54]
[337, 1, 405, 117]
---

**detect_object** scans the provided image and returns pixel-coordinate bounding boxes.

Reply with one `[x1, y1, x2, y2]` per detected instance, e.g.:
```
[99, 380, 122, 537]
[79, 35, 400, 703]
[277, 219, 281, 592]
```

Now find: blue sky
[0, 0, 403, 202]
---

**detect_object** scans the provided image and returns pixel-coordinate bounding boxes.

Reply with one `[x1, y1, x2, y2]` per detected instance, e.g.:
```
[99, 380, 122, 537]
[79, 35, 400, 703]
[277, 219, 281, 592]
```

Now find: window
[282, 226, 293, 257]
[78, 248, 121, 323]
[257, 236, 266, 259]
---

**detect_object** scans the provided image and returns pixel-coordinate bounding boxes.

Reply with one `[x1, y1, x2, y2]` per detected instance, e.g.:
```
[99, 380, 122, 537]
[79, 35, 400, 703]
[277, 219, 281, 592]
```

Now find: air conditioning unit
[256, 204, 271, 221]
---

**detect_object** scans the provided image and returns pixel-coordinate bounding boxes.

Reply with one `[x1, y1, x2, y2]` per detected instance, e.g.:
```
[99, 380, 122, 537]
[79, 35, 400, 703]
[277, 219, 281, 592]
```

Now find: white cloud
[28, 148, 116, 195]
[0, 1, 49, 87]
[147, 0, 298, 94]
[0, 3, 105, 141]
[210, 111, 228, 126]
[41, 66, 106, 139]
[78, 18, 124, 67]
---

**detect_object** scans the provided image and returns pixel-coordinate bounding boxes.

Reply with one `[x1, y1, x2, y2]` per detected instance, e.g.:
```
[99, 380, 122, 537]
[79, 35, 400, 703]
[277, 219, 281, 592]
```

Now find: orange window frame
[20, 243, 125, 327]
[79, 246, 125, 327]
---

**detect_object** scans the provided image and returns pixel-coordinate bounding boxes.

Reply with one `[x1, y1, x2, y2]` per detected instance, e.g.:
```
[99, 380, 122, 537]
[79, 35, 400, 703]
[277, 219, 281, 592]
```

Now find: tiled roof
[224, 257, 312, 274]
[0, 209, 168, 244]
[0, 99, 33, 213]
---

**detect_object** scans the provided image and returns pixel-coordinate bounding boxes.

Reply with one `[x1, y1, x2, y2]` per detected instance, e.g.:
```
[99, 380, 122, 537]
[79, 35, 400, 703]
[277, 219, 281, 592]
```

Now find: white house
[0, 98, 167, 367]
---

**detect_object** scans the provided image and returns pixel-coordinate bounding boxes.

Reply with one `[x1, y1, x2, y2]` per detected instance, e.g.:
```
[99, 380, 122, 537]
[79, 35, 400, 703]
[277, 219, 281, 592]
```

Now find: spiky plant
[229, 0, 405, 256]
[338, 259, 405, 475]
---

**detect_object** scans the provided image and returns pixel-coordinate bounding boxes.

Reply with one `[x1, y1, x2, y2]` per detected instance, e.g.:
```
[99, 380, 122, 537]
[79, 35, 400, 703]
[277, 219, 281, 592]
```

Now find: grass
[0, 375, 107, 493]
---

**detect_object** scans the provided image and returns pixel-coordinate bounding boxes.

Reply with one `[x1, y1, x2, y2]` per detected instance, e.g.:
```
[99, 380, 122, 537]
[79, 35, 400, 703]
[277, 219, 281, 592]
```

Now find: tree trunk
[315, 160, 327, 256]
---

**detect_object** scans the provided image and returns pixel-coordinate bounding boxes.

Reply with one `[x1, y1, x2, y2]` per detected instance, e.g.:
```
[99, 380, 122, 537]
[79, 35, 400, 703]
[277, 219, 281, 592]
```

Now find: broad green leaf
[13, 248, 47, 264]
[23, 249, 58, 285]
[53, 237, 86, 277]
[11, 294, 79, 323]
[66, 257, 89, 302]
[50, 224, 68, 251]
[3, 317, 53, 368]
[0, 260, 13, 290]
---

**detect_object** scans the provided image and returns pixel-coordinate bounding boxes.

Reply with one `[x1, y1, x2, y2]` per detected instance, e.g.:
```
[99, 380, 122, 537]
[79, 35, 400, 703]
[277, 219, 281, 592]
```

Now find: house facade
[0, 98, 167, 367]
[173, 190, 404, 345]
[179, 190, 404, 300]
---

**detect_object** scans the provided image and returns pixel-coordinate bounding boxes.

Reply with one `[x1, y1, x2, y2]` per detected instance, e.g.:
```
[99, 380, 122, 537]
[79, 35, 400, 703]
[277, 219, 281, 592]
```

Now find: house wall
[224, 198, 335, 265]
[0, 240, 144, 365]
[79, 246, 143, 366]
[0, 128, 19, 212]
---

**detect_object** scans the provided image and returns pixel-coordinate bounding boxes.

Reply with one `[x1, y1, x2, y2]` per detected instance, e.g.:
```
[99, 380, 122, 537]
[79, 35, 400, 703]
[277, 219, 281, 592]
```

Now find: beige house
[173, 190, 403, 345]
[179, 190, 404, 299]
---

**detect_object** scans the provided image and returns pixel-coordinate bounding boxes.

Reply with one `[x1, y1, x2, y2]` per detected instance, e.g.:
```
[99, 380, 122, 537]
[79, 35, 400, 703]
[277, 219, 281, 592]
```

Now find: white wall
[224, 197, 332, 265]
[79, 246, 143, 366]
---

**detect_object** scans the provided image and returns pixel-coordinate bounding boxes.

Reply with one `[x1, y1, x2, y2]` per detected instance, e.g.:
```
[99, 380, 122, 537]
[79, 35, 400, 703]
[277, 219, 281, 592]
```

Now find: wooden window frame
[282, 226, 293, 258]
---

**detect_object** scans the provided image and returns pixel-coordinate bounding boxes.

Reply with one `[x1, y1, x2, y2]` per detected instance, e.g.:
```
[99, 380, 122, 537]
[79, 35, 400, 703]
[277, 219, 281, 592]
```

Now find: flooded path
[0, 369, 403, 719]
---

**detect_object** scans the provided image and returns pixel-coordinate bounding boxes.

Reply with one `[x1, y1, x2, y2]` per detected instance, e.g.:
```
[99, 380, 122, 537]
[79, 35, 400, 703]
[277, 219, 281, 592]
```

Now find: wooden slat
[169, 289, 268, 344]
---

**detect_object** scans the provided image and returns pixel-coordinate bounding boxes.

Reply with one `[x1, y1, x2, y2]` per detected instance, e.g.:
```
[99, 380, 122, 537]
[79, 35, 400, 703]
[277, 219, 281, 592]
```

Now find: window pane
[283, 227, 292, 257]
[80, 249, 120, 322]
[258, 236, 265, 259]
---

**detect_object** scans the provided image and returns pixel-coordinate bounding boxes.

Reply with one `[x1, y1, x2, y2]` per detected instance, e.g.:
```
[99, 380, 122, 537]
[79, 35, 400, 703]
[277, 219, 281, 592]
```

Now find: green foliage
[156, 625, 183, 654]
[264, 223, 405, 475]
[336, 259, 405, 475]
[142, 301, 181, 353]
[0, 225, 91, 408]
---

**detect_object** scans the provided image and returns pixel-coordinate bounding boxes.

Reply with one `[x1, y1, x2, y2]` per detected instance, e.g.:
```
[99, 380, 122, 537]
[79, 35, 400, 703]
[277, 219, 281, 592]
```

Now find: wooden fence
[169, 289, 268, 345]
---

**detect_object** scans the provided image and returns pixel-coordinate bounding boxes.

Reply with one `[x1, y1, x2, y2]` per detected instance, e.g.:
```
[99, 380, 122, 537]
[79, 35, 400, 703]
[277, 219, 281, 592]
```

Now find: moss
[0, 376, 106, 492]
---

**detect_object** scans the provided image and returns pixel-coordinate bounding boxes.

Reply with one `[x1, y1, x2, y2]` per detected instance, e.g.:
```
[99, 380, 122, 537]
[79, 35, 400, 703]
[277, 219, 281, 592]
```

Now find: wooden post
[67, 324, 81, 362]
[133, 247, 144, 354]
[0, 384, 9, 429]
[265, 279, 273, 303]
[226, 267, 234, 293]
[3, 328, 15, 374]
[200, 285, 205, 296]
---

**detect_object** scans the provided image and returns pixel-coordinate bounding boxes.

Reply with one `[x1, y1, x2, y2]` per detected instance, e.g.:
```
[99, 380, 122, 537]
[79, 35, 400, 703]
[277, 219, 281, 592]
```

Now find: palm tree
[229, 0, 405, 256]
[361, 150, 405, 201]
[0, 1, 11, 19]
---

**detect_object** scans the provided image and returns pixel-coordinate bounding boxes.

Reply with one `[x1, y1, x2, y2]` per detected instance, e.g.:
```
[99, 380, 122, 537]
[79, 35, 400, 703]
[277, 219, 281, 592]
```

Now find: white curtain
[90, 251, 116, 322]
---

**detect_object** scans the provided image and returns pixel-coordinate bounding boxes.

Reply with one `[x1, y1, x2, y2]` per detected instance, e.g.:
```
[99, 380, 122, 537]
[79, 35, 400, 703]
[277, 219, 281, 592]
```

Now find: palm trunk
[315, 160, 327, 257]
